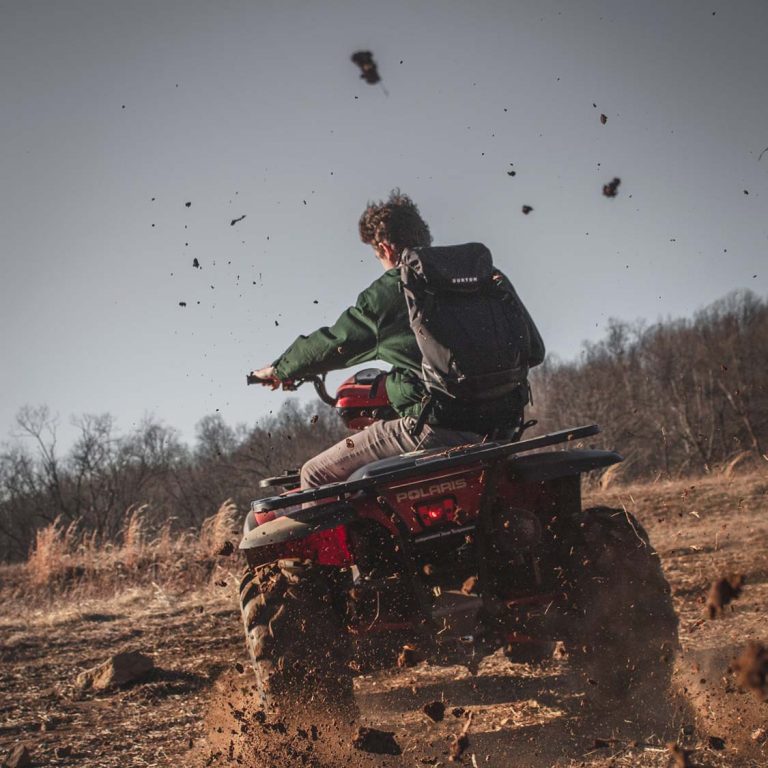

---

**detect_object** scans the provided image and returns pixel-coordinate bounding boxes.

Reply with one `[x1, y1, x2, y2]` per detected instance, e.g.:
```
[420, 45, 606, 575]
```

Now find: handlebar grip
[245, 373, 324, 398]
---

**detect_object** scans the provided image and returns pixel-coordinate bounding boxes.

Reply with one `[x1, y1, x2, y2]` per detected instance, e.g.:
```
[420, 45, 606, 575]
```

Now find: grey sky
[2, 0, 766, 449]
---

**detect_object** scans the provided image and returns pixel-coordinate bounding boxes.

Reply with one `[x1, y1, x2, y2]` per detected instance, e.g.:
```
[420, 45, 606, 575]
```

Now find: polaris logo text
[395, 479, 467, 503]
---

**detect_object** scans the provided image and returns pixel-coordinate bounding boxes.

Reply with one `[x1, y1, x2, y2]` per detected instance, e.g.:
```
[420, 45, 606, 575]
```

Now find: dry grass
[26, 518, 80, 588]
[198, 499, 239, 559]
[597, 460, 624, 491]
[22, 500, 241, 597]
[723, 450, 768, 479]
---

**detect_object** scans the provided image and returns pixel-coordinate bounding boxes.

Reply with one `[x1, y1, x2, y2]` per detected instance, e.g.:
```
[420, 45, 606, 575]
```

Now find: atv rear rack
[250, 424, 601, 515]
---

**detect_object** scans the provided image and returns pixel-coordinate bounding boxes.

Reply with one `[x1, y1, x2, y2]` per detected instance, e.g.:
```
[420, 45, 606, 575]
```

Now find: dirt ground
[1, 469, 766, 767]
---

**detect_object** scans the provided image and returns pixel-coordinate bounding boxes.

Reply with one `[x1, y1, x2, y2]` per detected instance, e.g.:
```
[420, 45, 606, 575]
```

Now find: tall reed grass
[25, 500, 241, 595]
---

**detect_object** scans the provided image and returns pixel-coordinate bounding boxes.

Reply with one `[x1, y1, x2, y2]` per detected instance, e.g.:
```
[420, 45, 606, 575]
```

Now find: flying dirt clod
[603, 178, 621, 197]
[730, 642, 768, 701]
[350, 51, 381, 85]
[423, 700, 446, 722]
[397, 644, 423, 668]
[352, 726, 402, 755]
[667, 742, 693, 768]
[706, 573, 745, 618]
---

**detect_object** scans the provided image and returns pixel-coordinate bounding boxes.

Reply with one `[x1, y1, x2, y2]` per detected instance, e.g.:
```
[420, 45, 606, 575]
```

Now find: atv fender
[506, 449, 622, 483]
[239, 502, 355, 550]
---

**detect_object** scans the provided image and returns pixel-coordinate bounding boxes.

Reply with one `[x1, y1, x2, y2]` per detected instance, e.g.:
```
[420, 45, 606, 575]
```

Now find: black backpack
[400, 243, 533, 419]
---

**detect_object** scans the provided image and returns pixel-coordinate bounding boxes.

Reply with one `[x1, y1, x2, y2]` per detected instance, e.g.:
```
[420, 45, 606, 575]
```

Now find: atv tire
[560, 506, 678, 704]
[239, 558, 356, 716]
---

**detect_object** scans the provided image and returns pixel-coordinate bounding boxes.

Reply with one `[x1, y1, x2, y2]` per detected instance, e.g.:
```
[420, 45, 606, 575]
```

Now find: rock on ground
[76, 650, 154, 691]
[2, 744, 31, 768]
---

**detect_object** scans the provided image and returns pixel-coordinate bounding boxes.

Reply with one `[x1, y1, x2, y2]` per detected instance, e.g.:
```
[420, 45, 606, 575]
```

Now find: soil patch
[1, 472, 767, 766]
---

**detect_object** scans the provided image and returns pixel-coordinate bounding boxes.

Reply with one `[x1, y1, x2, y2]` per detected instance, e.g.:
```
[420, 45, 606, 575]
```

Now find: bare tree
[2, 291, 765, 561]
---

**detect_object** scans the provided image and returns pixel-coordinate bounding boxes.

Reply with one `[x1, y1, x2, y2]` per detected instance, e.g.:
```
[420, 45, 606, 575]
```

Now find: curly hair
[358, 189, 432, 256]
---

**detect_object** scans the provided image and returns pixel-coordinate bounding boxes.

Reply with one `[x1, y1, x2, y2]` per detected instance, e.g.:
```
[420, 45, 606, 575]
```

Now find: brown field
[1, 469, 767, 768]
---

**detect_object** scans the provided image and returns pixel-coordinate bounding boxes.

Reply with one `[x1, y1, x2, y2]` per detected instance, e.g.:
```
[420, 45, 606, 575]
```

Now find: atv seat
[346, 445, 459, 481]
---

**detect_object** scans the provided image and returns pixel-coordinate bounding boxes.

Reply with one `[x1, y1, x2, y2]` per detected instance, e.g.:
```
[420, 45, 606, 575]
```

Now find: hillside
[1, 469, 766, 767]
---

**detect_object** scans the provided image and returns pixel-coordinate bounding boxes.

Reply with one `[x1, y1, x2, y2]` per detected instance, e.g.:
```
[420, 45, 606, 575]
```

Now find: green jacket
[272, 266, 546, 430]
[273, 269, 427, 418]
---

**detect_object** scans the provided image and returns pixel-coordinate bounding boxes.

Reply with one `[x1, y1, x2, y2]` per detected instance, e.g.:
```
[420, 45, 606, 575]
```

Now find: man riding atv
[249, 190, 546, 488]
[241, 194, 678, 720]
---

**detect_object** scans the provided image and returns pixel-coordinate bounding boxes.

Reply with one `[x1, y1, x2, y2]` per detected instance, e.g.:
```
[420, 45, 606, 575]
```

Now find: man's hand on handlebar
[246, 369, 335, 404]
[247, 366, 281, 389]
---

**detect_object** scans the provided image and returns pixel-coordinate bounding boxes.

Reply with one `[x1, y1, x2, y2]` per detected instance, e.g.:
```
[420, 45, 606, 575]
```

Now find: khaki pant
[300, 417, 480, 489]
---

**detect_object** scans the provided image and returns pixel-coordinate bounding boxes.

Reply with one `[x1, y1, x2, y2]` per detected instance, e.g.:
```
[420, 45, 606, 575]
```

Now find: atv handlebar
[246, 373, 282, 388]
[246, 372, 337, 407]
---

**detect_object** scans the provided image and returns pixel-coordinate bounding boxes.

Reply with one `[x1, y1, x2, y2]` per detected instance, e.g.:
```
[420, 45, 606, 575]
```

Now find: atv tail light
[415, 497, 456, 527]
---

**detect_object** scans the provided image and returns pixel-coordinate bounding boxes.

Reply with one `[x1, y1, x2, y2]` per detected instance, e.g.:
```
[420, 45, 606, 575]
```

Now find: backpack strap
[408, 394, 435, 438]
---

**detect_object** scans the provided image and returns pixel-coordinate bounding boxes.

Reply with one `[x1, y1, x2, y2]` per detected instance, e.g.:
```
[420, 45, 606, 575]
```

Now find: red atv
[239, 370, 678, 715]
